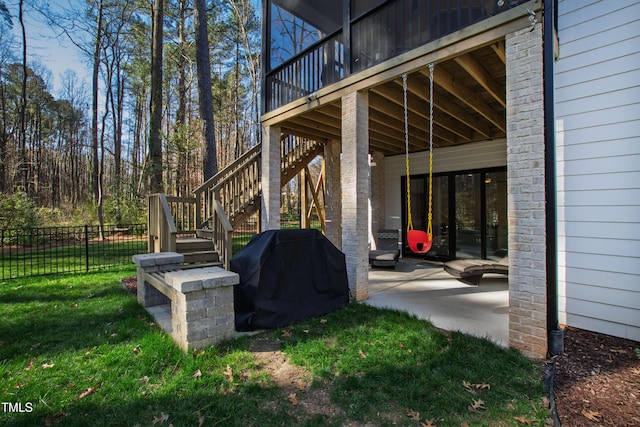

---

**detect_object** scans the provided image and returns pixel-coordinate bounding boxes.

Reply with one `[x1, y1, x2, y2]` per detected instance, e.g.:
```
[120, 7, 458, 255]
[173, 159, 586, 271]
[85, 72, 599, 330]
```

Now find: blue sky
[7, 0, 88, 94]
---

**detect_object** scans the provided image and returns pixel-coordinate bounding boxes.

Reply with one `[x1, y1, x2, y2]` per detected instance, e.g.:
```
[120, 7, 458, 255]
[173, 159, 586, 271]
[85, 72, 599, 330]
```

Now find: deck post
[261, 124, 281, 231]
[341, 91, 369, 301]
[324, 139, 342, 249]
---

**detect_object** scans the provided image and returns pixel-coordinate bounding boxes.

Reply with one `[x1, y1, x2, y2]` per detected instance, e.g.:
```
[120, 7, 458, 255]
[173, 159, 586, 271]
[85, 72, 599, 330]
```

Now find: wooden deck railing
[148, 193, 178, 253]
[265, 0, 530, 111]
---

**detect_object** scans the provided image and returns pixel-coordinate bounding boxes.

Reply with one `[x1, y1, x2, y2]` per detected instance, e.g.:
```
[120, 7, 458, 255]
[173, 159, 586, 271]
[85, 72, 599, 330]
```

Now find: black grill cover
[230, 229, 349, 330]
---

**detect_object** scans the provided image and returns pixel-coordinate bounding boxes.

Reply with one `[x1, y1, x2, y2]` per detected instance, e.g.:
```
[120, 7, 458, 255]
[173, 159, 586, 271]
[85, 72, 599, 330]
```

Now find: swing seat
[407, 230, 432, 254]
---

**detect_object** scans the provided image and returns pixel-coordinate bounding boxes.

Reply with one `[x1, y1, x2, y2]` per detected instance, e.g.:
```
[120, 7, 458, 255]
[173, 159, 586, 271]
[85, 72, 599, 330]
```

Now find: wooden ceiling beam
[455, 53, 506, 108]
[428, 66, 505, 133]
[491, 40, 506, 64]
[401, 77, 476, 142]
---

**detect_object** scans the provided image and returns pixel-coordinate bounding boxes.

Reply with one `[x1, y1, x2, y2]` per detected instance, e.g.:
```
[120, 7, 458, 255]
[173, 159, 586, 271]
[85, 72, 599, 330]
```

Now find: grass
[0, 269, 549, 426]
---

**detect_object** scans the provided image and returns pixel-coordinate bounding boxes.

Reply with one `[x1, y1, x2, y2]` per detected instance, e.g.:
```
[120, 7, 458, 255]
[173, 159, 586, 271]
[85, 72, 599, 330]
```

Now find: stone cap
[165, 267, 239, 293]
[132, 252, 184, 267]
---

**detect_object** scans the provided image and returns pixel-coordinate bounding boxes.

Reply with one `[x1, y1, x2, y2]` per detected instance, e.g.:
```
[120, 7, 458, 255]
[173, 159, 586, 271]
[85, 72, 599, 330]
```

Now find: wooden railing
[209, 198, 233, 270]
[194, 143, 262, 229]
[265, 31, 344, 111]
[264, 0, 530, 111]
[148, 193, 178, 253]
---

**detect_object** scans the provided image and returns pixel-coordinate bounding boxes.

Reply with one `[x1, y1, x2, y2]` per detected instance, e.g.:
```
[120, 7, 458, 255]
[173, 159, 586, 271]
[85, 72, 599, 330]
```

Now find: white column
[324, 139, 342, 249]
[261, 124, 281, 230]
[341, 91, 370, 301]
[506, 23, 548, 359]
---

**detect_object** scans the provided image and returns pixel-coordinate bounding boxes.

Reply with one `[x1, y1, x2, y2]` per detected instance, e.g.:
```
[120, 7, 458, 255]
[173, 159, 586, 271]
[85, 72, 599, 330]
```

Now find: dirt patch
[248, 334, 345, 421]
[554, 326, 640, 427]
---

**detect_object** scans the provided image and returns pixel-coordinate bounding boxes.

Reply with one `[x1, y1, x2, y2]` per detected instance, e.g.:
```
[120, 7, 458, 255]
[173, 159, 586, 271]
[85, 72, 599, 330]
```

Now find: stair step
[181, 250, 220, 264]
[176, 237, 214, 252]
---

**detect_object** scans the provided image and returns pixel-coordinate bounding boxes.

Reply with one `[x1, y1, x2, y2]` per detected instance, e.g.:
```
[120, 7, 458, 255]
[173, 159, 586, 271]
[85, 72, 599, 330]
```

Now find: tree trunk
[19, 0, 28, 193]
[148, 0, 164, 193]
[194, 0, 217, 180]
[91, 0, 103, 205]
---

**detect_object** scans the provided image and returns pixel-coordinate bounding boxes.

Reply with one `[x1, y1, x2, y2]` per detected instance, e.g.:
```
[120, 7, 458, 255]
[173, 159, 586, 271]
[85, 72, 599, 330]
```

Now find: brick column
[341, 91, 369, 301]
[506, 23, 548, 359]
[324, 139, 342, 249]
[261, 124, 281, 230]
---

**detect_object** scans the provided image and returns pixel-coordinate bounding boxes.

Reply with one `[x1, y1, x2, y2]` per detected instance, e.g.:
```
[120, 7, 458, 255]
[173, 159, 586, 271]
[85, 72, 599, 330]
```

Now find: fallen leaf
[193, 369, 202, 379]
[420, 419, 437, 427]
[463, 380, 490, 393]
[197, 413, 205, 426]
[320, 319, 327, 323]
[78, 387, 96, 399]
[288, 393, 299, 406]
[407, 409, 421, 421]
[42, 363, 55, 369]
[223, 365, 233, 382]
[152, 412, 169, 425]
[358, 349, 367, 359]
[468, 399, 486, 412]
[77, 381, 104, 400]
[281, 329, 292, 337]
[581, 409, 602, 422]
[139, 376, 150, 383]
[24, 359, 34, 371]
[542, 396, 550, 408]
[460, 423, 470, 427]
[514, 416, 533, 425]
[132, 344, 141, 353]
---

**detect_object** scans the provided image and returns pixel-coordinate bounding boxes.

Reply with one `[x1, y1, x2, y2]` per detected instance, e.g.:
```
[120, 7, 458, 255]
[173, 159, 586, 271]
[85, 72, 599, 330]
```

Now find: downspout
[543, 0, 563, 356]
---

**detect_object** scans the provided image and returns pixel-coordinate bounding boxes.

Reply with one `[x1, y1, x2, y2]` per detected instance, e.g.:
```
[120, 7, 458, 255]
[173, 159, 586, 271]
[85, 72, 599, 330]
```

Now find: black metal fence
[1, 216, 323, 280]
[0, 224, 147, 280]
[231, 213, 323, 256]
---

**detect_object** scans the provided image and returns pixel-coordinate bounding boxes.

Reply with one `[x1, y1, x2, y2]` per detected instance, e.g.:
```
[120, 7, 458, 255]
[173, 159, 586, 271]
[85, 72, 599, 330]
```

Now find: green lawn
[0, 269, 550, 426]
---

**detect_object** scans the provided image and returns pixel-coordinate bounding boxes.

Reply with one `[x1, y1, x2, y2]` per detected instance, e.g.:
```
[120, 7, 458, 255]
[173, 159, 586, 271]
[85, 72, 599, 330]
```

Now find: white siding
[383, 140, 506, 230]
[556, 0, 640, 340]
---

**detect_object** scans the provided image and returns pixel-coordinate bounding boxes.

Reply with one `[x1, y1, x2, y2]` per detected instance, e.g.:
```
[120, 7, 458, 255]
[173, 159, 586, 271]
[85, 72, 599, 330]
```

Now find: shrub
[0, 191, 38, 230]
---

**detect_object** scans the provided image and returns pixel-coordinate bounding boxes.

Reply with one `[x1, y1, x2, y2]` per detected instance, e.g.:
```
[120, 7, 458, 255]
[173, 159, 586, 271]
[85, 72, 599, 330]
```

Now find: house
[257, 0, 640, 359]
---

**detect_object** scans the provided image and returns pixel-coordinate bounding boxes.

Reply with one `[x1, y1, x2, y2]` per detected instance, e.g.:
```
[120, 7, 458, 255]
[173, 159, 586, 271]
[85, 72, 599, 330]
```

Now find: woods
[0, 0, 261, 226]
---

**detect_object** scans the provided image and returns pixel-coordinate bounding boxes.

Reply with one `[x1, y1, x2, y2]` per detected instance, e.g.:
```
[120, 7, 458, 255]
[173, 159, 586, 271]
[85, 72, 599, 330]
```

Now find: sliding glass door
[401, 168, 506, 260]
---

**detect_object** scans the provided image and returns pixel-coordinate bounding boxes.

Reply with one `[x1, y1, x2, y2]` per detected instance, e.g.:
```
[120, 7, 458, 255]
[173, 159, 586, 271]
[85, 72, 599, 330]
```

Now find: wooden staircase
[148, 136, 325, 269]
[175, 236, 221, 266]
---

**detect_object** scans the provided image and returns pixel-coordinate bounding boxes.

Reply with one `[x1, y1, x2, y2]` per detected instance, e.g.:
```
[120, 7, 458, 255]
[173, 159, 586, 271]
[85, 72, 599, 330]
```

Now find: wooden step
[176, 237, 214, 252]
[181, 250, 220, 264]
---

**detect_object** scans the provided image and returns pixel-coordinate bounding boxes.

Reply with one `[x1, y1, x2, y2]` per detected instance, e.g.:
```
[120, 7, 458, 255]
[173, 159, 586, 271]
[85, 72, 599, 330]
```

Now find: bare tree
[194, 0, 217, 180]
[148, 0, 164, 193]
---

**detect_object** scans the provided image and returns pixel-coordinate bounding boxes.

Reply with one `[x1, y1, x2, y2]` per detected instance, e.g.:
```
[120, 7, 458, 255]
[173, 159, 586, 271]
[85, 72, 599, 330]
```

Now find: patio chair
[369, 229, 400, 268]
[444, 257, 509, 286]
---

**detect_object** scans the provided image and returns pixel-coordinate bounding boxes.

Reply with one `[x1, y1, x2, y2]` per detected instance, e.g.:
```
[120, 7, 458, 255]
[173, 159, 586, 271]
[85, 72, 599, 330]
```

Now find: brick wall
[505, 24, 548, 359]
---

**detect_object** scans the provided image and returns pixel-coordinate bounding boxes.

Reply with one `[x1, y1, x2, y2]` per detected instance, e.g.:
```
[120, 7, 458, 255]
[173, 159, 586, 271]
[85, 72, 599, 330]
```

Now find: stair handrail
[148, 193, 178, 253]
[194, 143, 262, 196]
[211, 197, 233, 270]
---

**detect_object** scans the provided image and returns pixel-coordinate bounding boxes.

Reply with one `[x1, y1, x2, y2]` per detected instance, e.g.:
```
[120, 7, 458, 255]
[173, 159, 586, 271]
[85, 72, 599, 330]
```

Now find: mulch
[554, 326, 640, 427]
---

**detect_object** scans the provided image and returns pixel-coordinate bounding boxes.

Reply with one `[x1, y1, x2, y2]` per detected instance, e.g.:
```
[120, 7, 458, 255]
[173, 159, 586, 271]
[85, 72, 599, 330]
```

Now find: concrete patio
[365, 259, 509, 347]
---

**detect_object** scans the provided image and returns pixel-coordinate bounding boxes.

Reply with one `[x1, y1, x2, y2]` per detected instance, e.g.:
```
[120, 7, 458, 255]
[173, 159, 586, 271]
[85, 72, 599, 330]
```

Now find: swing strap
[402, 73, 414, 231]
[427, 62, 435, 239]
